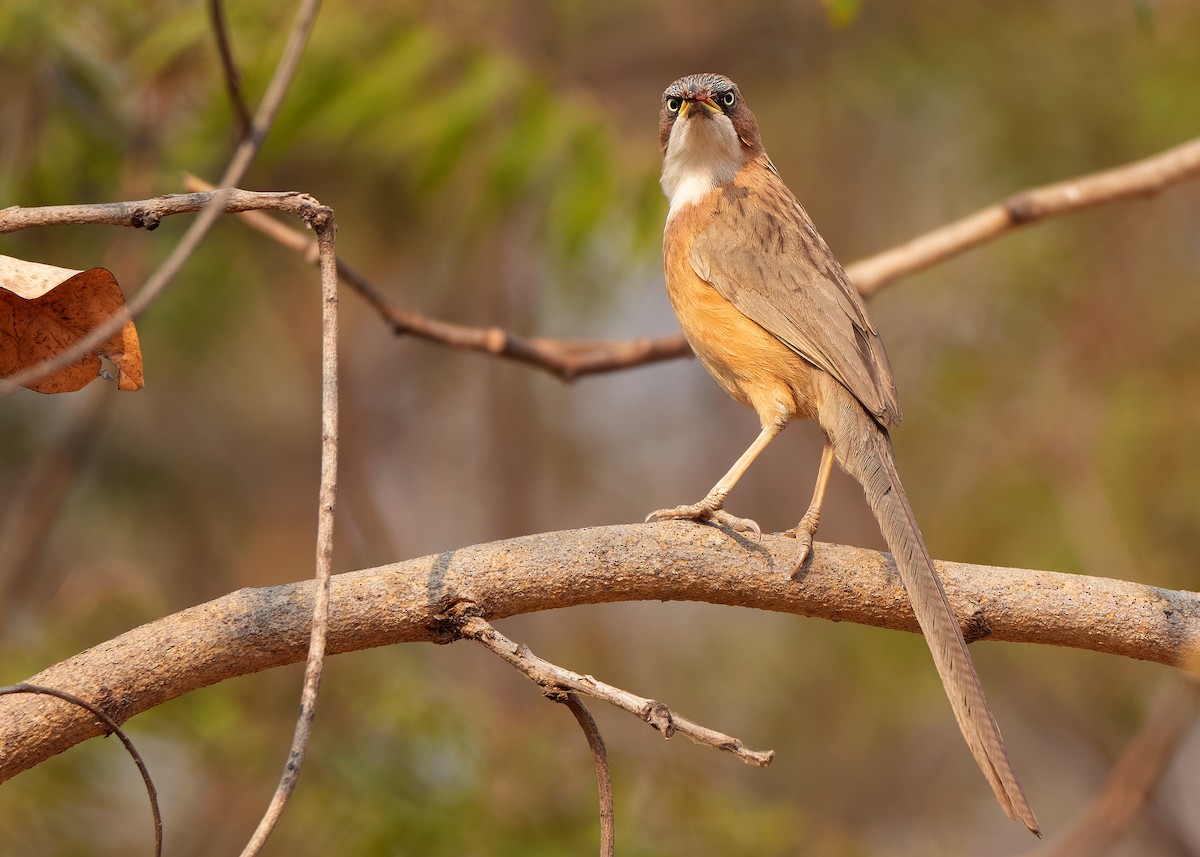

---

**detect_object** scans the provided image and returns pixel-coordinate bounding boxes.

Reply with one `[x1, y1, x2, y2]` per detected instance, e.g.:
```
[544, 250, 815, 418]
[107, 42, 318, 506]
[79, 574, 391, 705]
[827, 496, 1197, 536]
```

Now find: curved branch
[1, 524, 1196, 785]
[558, 693, 615, 857]
[0, 683, 163, 857]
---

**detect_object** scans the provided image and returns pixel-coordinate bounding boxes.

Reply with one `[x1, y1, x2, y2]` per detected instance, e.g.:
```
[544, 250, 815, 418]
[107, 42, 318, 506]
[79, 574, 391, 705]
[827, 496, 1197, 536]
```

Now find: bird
[645, 72, 1039, 835]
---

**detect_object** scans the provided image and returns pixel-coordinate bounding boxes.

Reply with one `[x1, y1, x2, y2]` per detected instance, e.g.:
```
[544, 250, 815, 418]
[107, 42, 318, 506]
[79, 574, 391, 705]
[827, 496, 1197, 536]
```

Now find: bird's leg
[646, 423, 783, 537]
[784, 440, 835, 575]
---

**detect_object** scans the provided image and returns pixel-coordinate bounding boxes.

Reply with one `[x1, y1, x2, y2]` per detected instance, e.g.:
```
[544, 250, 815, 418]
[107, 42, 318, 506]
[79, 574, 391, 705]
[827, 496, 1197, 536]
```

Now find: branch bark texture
[0, 190, 325, 234]
[1, 523, 1196, 784]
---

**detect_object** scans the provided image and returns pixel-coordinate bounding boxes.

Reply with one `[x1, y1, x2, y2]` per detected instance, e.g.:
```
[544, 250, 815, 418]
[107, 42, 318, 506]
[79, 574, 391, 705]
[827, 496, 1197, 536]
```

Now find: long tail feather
[824, 390, 1039, 834]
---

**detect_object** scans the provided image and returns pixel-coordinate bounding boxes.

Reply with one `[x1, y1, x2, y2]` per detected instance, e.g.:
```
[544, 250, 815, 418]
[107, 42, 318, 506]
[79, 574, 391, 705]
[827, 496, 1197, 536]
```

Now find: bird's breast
[663, 200, 819, 426]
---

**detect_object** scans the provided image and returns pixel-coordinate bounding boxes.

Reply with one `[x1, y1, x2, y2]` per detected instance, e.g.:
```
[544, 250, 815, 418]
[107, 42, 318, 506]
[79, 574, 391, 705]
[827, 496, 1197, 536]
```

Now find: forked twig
[452, 607, 774, 767]
[0, 683, 162, 857]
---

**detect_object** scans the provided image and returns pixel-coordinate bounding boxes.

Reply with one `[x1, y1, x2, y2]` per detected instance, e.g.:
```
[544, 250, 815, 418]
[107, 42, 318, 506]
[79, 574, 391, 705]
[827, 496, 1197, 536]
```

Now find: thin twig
[454, 608, 775, 767]
[847, 135, 1200, 295]
[237, 210, 338, 856]
[0, 0, 321, 396]
[207, 0, 253, 139]
[1021, 676, 1200, 857]
[181, 173, 691, 381]
[0, 683, 162, 857]
[556, 692, 616, 857]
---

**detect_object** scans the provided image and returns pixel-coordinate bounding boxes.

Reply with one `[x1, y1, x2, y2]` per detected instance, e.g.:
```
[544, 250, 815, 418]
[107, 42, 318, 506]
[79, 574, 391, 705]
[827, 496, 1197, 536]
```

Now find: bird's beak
[679, 98, 721, 119]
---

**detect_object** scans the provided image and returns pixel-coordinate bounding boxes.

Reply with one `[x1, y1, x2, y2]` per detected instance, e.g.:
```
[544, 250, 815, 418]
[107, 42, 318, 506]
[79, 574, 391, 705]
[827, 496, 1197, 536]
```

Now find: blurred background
[1, 1, 1199, 854]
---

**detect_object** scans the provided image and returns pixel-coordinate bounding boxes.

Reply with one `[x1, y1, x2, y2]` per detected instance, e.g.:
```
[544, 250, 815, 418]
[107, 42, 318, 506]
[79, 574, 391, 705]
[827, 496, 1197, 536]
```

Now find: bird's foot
[646, 499, 761, 538]
[783, 513, 820, 577]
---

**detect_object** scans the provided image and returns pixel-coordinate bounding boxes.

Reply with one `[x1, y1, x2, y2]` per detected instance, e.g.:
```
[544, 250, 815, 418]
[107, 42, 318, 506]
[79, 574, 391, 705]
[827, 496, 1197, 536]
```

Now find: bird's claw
[646, 503, 762, 538]
[783, 520, 817, 577]
[708, 509, 762, 538]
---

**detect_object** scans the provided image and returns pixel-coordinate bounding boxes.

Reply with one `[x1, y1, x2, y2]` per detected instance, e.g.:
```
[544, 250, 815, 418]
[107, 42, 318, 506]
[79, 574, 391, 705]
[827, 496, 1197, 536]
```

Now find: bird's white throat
[661, 112, 744, 221]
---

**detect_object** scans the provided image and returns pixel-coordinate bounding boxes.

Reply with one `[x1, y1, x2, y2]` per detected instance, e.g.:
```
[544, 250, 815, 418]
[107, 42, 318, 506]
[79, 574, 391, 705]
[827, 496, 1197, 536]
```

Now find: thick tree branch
[0, 524, 1196, 785]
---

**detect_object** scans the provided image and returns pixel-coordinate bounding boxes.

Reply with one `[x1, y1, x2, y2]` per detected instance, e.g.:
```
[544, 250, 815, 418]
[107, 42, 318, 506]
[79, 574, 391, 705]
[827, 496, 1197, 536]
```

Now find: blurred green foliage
[2, 1, 1199, 855]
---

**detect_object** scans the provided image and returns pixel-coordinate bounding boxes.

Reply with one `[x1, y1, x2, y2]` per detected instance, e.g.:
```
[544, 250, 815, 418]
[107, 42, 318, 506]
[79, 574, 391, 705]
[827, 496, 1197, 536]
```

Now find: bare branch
[237, 208, 339, 857]
[1, 524, 1196, 785]
[847, 135, 1200, 295]
[558, 693, 615, 857]
[207, 0, 253, 139]
[455, 609, 772, 766]
[1022, 676, 1200, 857]
[0, 683, 162, 857]
[180, 173, 692, 381]
[372, 312, 690, 382]
[0, 190, 327, 233]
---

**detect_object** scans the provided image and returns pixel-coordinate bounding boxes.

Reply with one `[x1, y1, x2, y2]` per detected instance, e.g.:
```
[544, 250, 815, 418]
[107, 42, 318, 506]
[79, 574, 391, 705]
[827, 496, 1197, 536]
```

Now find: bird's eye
[721, 91, 736, 108]
[666, 97, 682, 113]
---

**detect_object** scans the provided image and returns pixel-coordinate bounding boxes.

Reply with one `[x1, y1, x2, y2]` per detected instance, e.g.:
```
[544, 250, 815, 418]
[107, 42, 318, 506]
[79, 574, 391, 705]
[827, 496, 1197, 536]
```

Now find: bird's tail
[820, 383, 1039, 835]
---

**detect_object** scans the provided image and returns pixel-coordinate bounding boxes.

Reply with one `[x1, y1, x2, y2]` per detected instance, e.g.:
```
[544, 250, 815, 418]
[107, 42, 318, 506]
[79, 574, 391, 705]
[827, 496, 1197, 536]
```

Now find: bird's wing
[690, 166, 901, 426]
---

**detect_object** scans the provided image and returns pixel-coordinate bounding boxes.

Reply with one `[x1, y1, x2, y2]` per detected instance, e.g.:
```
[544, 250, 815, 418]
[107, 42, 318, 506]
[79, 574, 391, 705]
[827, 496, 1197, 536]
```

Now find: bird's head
[658, 74, 761, 154]
[659, 73, 764, 217]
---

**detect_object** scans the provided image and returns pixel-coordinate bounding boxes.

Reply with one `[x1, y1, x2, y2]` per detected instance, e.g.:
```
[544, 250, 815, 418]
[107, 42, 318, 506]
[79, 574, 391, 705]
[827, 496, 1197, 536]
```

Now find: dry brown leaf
[0, 255, 144, 394]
